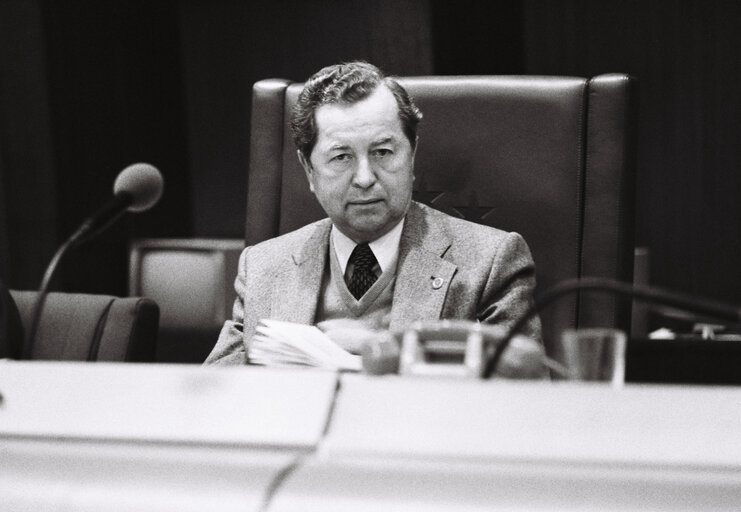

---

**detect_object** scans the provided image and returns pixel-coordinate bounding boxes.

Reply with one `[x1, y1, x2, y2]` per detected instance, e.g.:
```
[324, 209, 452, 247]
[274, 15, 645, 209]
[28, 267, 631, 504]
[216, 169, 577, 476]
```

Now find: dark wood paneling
[523, 0, 741, 305]
[39, 0, 191, 295]
[431, 0, 525, 74]
[0, 0, 57, 288]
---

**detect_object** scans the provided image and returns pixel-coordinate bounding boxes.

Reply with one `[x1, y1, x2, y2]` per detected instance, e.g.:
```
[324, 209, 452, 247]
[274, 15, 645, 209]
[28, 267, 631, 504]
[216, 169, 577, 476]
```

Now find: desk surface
[0, 361, 337, 447]
[2, 361, 741, 511]
[327, 374, 741, 467]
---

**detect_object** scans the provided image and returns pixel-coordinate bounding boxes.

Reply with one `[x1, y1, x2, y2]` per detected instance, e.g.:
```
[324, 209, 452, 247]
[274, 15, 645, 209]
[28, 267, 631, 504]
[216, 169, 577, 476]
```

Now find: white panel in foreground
[268, 376, 741, 512]
[0, 361, 338, 447]
[2, 438, 297, 512]
[325, 375, 741, 466]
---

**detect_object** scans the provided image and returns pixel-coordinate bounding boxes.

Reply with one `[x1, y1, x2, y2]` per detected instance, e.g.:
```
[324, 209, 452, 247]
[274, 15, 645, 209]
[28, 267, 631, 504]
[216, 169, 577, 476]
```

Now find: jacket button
[431, 277, 444, 289]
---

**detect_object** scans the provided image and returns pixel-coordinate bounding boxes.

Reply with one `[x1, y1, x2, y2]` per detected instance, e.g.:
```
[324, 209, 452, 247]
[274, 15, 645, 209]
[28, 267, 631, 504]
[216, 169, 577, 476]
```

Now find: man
[205, 62, 543, 373]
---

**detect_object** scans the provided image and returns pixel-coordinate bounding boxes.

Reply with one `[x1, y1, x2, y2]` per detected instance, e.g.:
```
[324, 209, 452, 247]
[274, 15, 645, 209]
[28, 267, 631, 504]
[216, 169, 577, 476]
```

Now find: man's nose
[352, 157, 376, 188]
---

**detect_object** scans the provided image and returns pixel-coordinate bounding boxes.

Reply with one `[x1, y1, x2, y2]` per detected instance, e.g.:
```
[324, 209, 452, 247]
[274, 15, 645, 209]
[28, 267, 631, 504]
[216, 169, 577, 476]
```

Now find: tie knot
[350, 243, 377, 271]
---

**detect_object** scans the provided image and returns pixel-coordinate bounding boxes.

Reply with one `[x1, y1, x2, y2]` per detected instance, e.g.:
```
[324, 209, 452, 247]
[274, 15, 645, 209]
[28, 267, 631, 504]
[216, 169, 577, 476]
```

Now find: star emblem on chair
[412, 188, 446, 207]
[450, 191, 496, 224]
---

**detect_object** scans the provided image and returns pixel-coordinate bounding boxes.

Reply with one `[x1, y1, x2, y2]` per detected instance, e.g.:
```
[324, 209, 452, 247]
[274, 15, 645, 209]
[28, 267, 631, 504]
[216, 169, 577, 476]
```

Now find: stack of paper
[249, 319, 362, 371]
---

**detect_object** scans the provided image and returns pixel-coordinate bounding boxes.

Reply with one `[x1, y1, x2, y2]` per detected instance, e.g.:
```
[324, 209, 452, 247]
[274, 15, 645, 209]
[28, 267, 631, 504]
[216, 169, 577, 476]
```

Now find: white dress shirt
[331, 218, 405, 279]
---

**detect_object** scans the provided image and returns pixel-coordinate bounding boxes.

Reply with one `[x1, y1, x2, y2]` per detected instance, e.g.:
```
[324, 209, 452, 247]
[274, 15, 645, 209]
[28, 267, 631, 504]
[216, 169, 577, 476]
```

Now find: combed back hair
[290, 61, 423, 160]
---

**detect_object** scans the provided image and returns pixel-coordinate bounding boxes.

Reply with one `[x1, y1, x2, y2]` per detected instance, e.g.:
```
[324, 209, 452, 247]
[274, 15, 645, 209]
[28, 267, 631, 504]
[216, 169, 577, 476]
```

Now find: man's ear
[297, 150, 315, 192]
[411, 136, 419, 181]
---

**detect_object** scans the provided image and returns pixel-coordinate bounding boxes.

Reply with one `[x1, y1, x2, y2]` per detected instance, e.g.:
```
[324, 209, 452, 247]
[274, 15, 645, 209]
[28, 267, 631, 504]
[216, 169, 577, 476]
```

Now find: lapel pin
[431, 277, 444, 289]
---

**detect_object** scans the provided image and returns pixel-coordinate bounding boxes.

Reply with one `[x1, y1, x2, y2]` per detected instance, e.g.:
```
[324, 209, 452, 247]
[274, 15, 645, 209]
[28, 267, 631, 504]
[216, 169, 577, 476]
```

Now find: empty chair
[128, 238, 243, 363]
[10, 290, 158, 362]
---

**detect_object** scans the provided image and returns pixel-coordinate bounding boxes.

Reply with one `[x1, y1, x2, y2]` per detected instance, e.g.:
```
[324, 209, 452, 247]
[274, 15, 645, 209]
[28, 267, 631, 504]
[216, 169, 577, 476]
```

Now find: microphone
[483, 277, 741, 378]
[22, 163, 164, 359]
[69, 163, 164, 245]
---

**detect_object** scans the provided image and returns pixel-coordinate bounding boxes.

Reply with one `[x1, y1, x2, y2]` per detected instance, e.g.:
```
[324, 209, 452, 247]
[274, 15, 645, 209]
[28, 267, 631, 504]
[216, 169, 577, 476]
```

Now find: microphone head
[113, 163, 164, 212]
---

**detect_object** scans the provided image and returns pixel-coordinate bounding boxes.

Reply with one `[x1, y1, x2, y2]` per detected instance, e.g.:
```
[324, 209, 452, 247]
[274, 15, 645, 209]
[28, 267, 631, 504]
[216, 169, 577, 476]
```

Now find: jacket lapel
[266, 204, 457, 329]
[390, 203, 457, 330]
[270, 221, 331, 324]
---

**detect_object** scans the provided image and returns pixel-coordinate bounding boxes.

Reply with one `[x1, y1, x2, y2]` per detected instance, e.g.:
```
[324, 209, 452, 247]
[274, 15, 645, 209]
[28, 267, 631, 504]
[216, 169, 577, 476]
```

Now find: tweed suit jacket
[205, 201, 541, 365]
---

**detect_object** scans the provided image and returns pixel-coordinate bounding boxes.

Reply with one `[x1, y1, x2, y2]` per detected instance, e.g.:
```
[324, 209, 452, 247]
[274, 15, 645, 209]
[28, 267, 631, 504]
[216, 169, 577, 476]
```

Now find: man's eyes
[330, 153, 352, 163]
[329, 149, 392, 162]
[372, 148, 393, 158]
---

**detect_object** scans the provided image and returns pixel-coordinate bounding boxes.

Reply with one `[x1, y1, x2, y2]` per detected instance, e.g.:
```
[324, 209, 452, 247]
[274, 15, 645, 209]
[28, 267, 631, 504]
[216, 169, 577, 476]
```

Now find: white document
[249, 319, 362, 371]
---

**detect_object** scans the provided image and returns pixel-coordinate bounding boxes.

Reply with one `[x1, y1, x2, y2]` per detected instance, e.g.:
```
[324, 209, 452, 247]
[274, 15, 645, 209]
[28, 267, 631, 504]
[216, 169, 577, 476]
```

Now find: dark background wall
[1, 0, 740, 309]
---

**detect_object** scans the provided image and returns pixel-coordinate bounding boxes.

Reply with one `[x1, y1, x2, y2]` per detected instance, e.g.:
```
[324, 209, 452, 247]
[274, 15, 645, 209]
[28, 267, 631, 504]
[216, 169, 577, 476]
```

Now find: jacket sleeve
[478, 232, 542, 345]
[203, 248, 250, 365]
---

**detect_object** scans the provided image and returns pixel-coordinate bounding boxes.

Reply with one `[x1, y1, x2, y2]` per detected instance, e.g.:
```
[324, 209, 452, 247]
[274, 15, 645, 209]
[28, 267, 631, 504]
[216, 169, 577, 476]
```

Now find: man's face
[298, 85, 416, 243]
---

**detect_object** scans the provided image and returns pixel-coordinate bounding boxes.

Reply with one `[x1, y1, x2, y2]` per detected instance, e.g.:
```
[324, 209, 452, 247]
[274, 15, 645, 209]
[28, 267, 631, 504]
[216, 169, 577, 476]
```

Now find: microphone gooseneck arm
[21, 192, 135, 359]
[22, 235, 76, 359]
[73, 192, 133, 244]
[21, 162, 163, 359]
[21, 163, 163, 359]
[483, 277, 741, 379]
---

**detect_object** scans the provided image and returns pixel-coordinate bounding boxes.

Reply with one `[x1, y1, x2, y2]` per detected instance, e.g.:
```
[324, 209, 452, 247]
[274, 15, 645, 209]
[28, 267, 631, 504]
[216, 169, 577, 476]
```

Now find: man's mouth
[350, 199, 383, 206]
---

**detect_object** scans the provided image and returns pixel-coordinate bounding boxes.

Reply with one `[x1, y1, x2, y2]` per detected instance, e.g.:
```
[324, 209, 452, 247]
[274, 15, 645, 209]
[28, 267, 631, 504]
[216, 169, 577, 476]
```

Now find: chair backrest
[128, 238, 244, 363]
[10, 290, 159, 361]
[246, 75, 638, 359]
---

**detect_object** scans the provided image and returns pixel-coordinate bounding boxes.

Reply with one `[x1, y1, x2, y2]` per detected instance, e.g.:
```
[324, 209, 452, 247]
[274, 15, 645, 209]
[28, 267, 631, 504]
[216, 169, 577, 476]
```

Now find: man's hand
[318, 318, 547, 378]
[316, 318, 384, 355]
[492, 334, 548, 379]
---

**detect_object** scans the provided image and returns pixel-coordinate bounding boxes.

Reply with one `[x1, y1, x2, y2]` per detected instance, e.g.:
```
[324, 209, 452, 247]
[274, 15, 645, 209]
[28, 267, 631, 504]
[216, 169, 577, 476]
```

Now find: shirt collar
[331, 218, 405, 275]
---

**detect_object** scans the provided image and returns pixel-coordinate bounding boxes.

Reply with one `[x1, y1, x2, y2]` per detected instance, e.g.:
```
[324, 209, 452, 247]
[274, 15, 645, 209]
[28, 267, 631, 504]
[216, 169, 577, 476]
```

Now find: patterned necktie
[348, 243, 378, 299]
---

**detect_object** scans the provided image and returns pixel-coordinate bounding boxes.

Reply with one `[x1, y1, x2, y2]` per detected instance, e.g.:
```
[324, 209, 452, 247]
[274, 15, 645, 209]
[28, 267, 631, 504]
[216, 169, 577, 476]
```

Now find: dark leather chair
[9, 290, 159, 361]
[245, 75, 638, 361]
